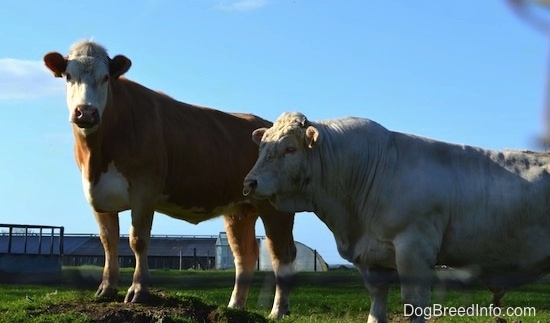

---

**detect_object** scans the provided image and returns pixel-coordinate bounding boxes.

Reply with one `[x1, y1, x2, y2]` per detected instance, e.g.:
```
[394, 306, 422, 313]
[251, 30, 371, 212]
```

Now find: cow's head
[243, 112, 319, 212]
[43, 40, 131, 135]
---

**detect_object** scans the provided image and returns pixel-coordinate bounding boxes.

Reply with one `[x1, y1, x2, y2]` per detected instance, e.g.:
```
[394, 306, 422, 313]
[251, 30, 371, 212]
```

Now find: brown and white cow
[244, 111, 550, 322]
[43, 40, 296, 318]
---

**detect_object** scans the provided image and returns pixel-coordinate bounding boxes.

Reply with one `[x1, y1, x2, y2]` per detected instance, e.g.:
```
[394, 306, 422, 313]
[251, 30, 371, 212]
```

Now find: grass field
[0, 266, 548, 322]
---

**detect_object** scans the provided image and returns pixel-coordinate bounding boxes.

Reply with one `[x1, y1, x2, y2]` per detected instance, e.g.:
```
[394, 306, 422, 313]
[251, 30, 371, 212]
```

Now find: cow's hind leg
[224, 207, 259, 310]
[94, 211, 120, 300]
[125, 205, 155, 303]
[259, 203, 296, 319]
[487, 286, 506, 307]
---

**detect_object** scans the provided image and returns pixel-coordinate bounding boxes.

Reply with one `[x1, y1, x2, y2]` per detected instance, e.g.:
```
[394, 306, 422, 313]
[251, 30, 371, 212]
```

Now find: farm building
[218, 232, 329, 272]
[62, 233, 217, 270]
[0, 223, 328, 277]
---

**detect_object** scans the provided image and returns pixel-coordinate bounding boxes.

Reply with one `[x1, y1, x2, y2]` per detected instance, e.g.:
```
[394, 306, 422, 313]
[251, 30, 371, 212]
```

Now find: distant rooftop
[0, 233, 228, 257]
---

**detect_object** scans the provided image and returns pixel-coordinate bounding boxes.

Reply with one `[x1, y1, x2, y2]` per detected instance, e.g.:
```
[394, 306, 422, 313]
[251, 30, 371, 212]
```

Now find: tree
[506, 0, 550, 147]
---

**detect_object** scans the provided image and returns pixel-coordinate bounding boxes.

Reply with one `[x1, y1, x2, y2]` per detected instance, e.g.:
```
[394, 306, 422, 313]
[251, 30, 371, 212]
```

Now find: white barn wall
[258, 238, 328, 272]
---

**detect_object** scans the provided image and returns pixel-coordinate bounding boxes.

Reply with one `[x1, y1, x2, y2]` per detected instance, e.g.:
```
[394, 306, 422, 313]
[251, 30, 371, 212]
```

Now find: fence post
[314, 249, 317, 272]
[49, 228, 54, 254]
[193, 248, 197, 270]
[59, 227, 64, 255]
[7, 227, 12, 254]
[23, 227, 28, 254]
[38, 228, 43, 255]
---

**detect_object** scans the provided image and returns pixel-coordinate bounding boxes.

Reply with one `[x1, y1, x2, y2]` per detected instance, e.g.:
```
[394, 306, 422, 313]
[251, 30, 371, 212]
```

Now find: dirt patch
[28, 289, 268, 323]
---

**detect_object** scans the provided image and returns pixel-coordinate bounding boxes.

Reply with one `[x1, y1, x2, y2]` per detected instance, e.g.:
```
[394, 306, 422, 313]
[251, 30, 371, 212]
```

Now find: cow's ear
[305, 126, 319, 148]
[110, 55, 132, 79]
[252, 128, 267, 145]
[43, 52, 67, 78]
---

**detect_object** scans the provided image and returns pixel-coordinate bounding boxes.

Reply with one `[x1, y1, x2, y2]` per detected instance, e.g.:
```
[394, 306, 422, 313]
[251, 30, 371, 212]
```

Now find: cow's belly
[82, 162, 130, 212]
[156, 200, 250, 225]
[438, 224, 550, 273]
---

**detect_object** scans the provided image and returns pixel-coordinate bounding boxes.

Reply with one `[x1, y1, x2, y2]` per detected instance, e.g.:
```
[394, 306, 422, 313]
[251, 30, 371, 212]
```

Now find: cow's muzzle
[72, 104, 100, 128]
[242, 178, 258, 196]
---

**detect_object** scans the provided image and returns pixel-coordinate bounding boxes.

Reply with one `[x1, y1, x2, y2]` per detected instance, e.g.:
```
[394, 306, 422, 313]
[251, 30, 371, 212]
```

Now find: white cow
[243, 112, 550, 323]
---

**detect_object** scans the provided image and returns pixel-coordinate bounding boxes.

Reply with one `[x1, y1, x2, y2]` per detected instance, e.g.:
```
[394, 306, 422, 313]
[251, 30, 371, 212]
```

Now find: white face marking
[65, 56, 110, 135]
[82, 161, 130, 212]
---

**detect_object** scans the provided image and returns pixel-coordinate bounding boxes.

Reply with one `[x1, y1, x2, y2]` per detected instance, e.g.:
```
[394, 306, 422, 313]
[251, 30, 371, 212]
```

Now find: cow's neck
[307, 124, 392, 262]
[73, 125, 112, 185]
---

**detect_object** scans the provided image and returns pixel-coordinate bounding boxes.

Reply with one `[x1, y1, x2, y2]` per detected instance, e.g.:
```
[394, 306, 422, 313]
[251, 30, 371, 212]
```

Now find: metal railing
[0, 223, 64, 255]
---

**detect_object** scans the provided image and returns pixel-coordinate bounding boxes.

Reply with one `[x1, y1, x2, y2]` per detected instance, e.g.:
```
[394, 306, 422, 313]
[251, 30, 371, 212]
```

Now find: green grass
[0, 267, 548, 322]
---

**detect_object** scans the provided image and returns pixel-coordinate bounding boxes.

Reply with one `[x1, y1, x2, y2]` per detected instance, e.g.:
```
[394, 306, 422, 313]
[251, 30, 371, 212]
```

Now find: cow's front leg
[224, 211, 259, 310]
[395, 237, 436, 323]
[125, 206, 154, 303]
[358, 266, 398, 323]
[94, 211, 120, 300]
[260, 208, 296, 319]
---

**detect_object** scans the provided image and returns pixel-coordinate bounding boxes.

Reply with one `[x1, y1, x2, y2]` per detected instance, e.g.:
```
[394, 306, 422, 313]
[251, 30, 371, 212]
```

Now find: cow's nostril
[243, 178, 258, 196]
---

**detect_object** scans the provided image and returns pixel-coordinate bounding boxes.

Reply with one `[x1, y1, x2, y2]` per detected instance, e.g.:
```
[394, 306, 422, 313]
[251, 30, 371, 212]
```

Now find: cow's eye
[65, 73, 72, 82]
[284, 146, 296, 155]
[102, 75, 109, 83]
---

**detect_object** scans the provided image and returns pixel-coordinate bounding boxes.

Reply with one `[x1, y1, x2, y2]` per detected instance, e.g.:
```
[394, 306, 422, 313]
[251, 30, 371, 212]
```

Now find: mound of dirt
[28, 289, 268, 323]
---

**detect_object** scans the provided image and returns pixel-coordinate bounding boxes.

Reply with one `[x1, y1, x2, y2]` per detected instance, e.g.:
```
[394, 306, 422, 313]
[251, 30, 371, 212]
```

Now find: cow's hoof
[268, 310, 290, 319]
[95, 287, 118, 301]
[124, 289, 149, 303]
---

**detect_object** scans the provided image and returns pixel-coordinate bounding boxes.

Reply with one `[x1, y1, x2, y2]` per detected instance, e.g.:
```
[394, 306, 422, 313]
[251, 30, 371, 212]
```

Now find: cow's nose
[73, 104, 99, 128]
[243, 178, 258, 196]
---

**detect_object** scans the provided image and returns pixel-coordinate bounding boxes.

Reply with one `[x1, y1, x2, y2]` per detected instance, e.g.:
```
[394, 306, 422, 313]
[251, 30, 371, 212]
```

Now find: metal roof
[0, 234, 219, 257]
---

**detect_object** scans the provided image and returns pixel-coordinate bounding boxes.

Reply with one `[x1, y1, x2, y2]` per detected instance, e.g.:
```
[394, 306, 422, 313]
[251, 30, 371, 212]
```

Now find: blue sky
[1, 0, 549, 265]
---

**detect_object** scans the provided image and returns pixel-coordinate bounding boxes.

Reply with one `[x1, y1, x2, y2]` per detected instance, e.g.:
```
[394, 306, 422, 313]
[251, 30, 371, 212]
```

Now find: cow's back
[110, 80, 271, 219]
